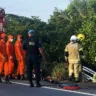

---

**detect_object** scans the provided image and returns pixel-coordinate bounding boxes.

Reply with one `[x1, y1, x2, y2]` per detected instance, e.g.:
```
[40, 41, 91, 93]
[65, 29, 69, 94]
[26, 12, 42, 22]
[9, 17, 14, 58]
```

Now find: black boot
[36, 82, 42, 87]
[5, 76, 8, 83]
[20, 75, 25, 80]
[17, 74, 20, 80]
[5, 76, 12, 84]
[75, 77, 80, 83]
[68, 77, 72, 81]
[68, 74, 75, 82]
[29, 81, 34, 87]
[0, 76, 2, 83]
[9, 74, 14, 79]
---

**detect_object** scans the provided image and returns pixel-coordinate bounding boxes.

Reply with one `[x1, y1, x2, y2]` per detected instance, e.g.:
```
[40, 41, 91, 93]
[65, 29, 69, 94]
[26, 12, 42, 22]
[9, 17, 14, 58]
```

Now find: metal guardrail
[82, 66, 96, 80]
[82, 72, 93, 80]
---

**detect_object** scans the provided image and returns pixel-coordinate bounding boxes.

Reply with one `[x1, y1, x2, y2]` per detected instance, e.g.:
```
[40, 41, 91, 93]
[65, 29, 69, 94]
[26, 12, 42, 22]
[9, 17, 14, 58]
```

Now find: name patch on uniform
[29, 42, 35, 45]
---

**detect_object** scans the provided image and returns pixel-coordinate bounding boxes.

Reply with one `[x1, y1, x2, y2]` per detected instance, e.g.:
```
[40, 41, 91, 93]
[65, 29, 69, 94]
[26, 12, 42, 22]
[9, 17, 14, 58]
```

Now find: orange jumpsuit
[6, 41, 15, 75]
[0, 40, 8, 76]
[15, 40, 26, 76]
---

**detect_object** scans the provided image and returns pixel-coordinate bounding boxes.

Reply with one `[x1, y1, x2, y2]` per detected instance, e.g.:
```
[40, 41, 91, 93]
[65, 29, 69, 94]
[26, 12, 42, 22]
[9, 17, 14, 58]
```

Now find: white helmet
[70, 35, 77, 41]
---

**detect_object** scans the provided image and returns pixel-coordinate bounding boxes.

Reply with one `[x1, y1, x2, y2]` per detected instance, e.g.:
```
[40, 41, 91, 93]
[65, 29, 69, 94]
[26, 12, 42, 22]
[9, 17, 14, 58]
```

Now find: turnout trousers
[69, 63, 79, 79]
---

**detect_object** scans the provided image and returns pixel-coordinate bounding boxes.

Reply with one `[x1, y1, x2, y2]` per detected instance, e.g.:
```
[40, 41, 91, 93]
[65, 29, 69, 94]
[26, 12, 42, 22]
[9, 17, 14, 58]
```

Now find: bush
[41, 62, 58, 77]
[51, 63, 68, 81]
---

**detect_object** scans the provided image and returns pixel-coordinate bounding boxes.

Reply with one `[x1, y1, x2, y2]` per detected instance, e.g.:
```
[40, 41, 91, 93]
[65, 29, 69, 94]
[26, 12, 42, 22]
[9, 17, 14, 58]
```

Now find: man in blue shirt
[23, 29, 46, 87]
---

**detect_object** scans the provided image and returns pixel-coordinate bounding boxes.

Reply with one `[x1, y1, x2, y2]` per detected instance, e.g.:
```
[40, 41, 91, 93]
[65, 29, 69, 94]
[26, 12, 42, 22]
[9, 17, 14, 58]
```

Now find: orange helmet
[8, 35, 13, 39]
[1, 33, 6, 38]
[17, 35, 22, 39]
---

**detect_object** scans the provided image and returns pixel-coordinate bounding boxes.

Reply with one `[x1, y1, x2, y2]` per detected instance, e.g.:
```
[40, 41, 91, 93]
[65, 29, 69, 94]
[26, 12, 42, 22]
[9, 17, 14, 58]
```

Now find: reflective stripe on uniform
[69, 59, 80, 64]
[65, 48, 68, 52]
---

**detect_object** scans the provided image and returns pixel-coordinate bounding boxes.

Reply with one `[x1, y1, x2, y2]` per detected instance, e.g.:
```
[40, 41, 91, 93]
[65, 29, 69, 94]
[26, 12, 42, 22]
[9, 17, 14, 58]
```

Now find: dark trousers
[27, 54, 40, 84]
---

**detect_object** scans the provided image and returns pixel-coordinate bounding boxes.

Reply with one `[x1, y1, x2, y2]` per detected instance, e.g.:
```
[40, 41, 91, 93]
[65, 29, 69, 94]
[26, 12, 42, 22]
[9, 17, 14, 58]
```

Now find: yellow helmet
[77, 34, 85, 41]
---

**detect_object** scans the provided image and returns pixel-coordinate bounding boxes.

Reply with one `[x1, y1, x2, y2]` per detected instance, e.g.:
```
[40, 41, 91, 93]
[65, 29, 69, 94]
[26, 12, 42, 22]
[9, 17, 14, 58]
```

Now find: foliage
[4, 0, 96, 71]
[51, 63, 68, 81]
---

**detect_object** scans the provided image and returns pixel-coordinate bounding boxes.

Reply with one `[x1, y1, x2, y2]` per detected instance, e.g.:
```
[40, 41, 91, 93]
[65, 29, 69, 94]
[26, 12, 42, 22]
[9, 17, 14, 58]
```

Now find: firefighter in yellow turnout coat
[65, 35, 83, 82]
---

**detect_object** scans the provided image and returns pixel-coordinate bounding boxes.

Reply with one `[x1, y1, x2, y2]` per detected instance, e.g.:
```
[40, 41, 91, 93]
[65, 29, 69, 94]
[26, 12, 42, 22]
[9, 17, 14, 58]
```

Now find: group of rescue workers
[0, 33, 26, 83]
[0, 29, 46, 87]
[0, 28, 85, 87]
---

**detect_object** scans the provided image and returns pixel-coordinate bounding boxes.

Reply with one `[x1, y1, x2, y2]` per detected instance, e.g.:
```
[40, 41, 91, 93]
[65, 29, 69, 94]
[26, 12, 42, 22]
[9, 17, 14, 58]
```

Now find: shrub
[51, 63, 68, 81]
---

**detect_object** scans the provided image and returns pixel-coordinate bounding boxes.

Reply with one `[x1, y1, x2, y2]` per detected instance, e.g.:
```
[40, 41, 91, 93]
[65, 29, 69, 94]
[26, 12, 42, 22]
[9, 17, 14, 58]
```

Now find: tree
[4, 0, 96, 69]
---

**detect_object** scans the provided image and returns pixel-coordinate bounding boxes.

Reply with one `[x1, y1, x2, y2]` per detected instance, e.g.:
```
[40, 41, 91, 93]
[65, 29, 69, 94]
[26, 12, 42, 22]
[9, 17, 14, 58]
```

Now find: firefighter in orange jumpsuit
[15, 35, 26, 80]
[0, 33, 9, 83]
[6, 35, 15, 79]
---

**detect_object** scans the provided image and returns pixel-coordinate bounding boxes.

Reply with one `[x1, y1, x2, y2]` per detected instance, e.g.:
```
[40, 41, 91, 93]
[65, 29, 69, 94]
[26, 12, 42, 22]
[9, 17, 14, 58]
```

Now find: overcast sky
[1, 0, 70, 22]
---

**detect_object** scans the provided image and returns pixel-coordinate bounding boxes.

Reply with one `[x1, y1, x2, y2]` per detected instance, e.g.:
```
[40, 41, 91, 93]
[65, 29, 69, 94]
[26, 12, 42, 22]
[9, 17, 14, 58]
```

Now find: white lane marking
[11, 81, 96, 96]
[12, 82, 29, 86]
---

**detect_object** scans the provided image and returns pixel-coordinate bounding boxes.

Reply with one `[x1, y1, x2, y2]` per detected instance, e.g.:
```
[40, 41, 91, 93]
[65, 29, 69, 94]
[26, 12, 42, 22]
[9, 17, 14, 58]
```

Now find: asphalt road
[0, 80, 96, 96]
